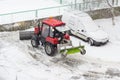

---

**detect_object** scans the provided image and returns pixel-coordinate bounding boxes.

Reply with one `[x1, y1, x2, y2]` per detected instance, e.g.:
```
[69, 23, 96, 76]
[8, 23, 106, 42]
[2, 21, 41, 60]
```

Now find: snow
[72, 16, 120, 62]
[1, 0, 120, 24]
[95, 17, 120, 41]
[0, 0, 59, 14]
[0, 0, 63, 24]
[1, 0, 120, 80]
[1, 17, 120, 80]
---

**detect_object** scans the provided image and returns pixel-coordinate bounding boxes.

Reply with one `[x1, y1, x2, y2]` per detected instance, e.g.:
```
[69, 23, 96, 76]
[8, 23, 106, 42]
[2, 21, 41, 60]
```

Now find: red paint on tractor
[42, 18, 65, 27]
[34, 27, 39, 34]
[64, 34, 70, 40]
[46, 37, 59, 45]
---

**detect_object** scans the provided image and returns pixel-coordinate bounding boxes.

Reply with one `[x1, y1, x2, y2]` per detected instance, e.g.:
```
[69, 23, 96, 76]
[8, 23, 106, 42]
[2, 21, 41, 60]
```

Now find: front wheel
[45, 43, 56, 56]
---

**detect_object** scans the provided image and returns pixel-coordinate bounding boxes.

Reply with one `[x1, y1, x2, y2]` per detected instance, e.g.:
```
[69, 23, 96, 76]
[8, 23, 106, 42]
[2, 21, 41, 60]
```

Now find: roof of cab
[42, 18, 65, 27]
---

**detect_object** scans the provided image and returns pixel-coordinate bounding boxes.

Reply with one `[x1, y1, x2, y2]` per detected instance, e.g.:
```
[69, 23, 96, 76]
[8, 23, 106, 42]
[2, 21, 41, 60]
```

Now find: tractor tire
[45, 43, 56, 56]
[19, 31, 34, 40]
[31, 35, 39, 48]
[80, 49, 86, 55]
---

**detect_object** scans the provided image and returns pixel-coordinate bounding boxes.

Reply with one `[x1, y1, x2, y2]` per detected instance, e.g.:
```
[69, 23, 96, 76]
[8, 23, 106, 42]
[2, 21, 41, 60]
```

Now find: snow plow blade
[19, 31, 34, 40]
[60, 46, 86, 55]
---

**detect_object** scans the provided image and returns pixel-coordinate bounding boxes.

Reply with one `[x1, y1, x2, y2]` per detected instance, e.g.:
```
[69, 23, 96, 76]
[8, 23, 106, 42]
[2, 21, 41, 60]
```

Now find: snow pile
[95, 16, 120, 41]
[79, 16, 120, 62]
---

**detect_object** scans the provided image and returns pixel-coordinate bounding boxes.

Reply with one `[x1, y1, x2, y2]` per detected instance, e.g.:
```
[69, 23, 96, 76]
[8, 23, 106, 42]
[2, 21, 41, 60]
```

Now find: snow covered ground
[0, 16, 120, 80]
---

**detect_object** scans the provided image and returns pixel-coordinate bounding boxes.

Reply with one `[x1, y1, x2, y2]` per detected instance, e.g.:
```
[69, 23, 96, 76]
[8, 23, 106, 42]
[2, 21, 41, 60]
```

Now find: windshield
[56, 25, 70, 32]
[79, 14, 99, 32]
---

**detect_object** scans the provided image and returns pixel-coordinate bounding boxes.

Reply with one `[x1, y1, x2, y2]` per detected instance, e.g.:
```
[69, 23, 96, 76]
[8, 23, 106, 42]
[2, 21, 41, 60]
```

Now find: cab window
[41, 24, 54, 38]
[41, 24, 49, 38]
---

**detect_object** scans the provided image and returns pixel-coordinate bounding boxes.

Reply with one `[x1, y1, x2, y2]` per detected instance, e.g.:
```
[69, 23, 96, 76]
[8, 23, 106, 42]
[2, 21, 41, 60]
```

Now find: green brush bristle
[66, 48, 80, 54]
[60, 46, 84, 54]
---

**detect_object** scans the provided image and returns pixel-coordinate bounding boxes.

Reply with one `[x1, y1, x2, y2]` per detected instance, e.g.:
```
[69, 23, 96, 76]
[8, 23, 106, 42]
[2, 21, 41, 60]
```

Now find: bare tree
[116, 0, 118, 5]
[106, 0, 115, 25]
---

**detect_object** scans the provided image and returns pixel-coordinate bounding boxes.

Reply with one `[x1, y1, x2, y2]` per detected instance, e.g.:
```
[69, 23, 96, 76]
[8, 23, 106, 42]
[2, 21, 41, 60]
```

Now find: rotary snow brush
[57, 41, 86, 56]
[60, 46, 85, 55]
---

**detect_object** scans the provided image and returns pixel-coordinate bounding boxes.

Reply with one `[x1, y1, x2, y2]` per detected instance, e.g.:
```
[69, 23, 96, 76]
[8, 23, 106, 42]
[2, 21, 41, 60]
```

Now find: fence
[0, 0, 119, 24]
[0, 5, 72, 24]
[55, 0, 119, 5]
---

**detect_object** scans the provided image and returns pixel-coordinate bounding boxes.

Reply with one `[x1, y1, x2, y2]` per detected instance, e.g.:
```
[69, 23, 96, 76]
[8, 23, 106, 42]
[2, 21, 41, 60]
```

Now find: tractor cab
[35, 18, 70, 44]
[41, 18, 70, 38]
[31, 18, 86, 56]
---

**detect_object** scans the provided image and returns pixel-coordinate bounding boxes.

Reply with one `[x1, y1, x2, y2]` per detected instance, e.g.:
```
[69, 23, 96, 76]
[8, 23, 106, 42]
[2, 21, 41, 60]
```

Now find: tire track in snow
[1, 31, 120, 80]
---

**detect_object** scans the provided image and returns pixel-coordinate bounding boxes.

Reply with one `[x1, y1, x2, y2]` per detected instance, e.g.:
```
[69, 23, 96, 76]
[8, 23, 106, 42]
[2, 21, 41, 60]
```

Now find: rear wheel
[45, 43, 56, 56]
[31, 35, 39, 48]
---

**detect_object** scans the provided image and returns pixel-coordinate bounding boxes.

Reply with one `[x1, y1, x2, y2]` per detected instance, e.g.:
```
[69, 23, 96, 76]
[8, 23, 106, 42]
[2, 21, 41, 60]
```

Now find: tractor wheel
[88, 38, 94, 46]
[45, 43, 56, 56]
[80, 49, 86, 55]
[31, 35, 39, 48]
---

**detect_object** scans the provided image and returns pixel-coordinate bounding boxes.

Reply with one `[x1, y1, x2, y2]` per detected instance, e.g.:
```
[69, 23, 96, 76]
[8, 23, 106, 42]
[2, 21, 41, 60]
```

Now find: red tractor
[31, 18, 86, 56]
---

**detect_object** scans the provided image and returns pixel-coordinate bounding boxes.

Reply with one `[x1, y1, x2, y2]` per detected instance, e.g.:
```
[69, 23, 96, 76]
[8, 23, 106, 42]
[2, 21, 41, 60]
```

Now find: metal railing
[0, 5, 72, 24]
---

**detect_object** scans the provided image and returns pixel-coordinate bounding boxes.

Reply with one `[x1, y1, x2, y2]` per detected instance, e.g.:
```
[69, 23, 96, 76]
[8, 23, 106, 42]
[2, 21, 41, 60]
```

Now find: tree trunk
[106, 0, 115, 25]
